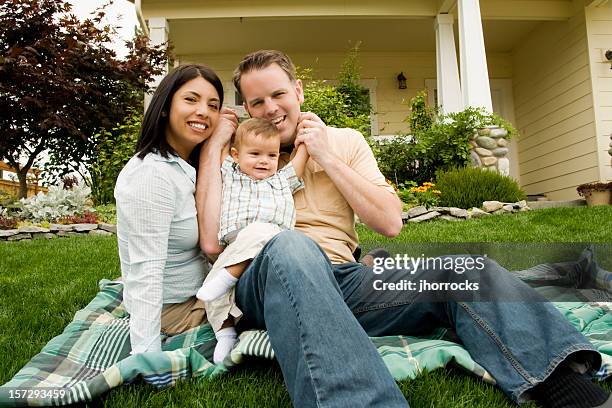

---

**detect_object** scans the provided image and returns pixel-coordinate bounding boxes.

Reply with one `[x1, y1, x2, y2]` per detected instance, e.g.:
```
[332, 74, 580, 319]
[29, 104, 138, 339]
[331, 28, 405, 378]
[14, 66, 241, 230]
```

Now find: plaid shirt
[219, 156, 304, 243]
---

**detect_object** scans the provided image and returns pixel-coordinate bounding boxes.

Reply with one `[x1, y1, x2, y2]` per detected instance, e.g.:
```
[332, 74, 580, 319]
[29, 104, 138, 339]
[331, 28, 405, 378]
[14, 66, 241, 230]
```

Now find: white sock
[213, 326, 237, 365]
[197, 268, 238, 302]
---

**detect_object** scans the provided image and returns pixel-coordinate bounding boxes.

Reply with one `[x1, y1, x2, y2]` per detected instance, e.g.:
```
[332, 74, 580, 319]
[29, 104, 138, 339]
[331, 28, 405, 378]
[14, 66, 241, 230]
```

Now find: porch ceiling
[140, 0, 575, 21]
[168, 17, 540, 55]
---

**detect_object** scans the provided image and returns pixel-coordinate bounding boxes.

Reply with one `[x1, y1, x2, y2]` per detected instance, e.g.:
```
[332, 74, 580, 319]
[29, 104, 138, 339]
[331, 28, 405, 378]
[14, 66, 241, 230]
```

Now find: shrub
[0, 190, 17, 207]
[0, 207, 18, 230]
[19, 184, 92, 223]
[377, 91, 518, 184]
[435, 167, 526, 209]
[299, 45, 372, 136]
[57, 211, 98, 225]
[0, 216, 17, 230]
[94, 204, 116, 224]
[396, 181, 417, 206]
[411, 106, 516, 180]
[407, 91, 436, 134]
[88, 109, 141, 205]
[371, 136, 423, 186]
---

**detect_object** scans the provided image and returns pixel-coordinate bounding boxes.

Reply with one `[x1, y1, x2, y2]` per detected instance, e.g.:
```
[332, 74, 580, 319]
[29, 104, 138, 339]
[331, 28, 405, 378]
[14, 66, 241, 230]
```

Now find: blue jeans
[235, 231, 600, 407]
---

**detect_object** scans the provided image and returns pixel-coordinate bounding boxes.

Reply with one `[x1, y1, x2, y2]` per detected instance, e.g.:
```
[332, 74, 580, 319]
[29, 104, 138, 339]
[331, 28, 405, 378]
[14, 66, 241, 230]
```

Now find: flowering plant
[19, 184, 92, 223]
[0, 206, 18, 230]
[408, 182, 441, 208]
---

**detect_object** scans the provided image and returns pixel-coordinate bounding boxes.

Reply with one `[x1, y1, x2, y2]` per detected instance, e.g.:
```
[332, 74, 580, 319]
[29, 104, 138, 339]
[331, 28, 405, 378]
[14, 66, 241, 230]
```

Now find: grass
[1, 206, 611, 407]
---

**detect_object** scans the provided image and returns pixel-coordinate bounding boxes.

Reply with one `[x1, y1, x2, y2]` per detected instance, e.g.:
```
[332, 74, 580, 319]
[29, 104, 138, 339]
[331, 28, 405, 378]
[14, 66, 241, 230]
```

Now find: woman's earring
[161, 111, 167, 117]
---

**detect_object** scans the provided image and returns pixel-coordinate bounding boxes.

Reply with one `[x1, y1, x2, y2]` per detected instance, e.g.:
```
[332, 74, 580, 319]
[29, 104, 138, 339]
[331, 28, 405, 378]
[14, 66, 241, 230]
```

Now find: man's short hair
[233, 50, 297, 95]
[233, 118, 280, 150]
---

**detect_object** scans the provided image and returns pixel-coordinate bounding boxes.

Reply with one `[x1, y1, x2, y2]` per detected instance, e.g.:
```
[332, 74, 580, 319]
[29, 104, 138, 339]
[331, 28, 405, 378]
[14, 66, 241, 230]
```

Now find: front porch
[135, 0, 612, 200]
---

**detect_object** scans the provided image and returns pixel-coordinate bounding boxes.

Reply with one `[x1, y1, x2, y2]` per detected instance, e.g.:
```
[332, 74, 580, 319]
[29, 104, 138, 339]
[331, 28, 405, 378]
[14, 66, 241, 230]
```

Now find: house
[132, 0, 612, 200]
[0, 162, 46, 198]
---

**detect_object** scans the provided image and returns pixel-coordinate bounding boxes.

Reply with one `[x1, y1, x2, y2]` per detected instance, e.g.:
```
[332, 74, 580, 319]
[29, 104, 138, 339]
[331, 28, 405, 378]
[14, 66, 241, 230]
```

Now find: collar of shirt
[228, 157, 284, 189]
[151, 152, 196, 184]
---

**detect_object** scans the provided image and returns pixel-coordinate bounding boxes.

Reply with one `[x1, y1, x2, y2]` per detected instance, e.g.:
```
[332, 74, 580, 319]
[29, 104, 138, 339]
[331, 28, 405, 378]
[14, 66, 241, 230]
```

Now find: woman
[114, 64, 237, 354]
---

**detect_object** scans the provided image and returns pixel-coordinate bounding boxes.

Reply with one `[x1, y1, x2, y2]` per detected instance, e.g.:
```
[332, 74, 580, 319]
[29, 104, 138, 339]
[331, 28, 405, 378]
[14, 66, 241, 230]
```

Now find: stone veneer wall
[2, 201, 531, 240]
[469, 126, 510, 176]
[0, 223, 116, 241]
[401, 200, 530, 223]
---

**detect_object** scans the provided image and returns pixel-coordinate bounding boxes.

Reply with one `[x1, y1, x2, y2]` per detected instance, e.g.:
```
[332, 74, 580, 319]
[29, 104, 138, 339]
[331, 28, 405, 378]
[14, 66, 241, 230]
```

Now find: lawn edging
[402, 200, 531, 223]
[0, 223, 116, 241]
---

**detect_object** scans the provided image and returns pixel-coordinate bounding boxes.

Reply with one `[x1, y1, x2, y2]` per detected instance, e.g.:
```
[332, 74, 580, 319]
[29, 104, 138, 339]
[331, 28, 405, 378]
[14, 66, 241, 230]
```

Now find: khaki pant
[161, 297, 207, 336]
[204, 222, 283, 332]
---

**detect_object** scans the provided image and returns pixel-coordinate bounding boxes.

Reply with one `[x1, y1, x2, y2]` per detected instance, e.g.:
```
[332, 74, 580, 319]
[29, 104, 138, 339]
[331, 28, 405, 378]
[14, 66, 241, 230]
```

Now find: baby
[196, 117, 308, 364]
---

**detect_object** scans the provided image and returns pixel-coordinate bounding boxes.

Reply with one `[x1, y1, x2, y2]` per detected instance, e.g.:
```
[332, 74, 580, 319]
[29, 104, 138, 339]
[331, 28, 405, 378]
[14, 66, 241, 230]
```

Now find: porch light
[397, 72, 407, 89]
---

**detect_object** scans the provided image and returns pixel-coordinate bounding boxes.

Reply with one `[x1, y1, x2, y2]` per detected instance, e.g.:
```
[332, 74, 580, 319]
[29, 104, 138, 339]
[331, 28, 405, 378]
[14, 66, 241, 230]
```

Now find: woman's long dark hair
[136, 64, 224, 160]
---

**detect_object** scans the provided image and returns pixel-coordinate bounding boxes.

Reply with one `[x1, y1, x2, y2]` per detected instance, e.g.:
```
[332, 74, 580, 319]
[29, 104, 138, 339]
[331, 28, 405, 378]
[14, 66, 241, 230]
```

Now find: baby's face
[231, 133, 281, 180]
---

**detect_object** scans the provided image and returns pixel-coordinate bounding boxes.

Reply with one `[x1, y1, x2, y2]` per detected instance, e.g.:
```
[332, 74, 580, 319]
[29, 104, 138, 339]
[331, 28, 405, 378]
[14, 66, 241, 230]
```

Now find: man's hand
[294, 112, 403, 237]
[294, 112, 333, 165]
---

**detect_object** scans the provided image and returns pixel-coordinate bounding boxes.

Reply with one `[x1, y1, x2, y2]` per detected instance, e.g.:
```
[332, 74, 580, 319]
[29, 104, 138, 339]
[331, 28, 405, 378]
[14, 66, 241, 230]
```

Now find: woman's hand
[208, 107, 238, 149]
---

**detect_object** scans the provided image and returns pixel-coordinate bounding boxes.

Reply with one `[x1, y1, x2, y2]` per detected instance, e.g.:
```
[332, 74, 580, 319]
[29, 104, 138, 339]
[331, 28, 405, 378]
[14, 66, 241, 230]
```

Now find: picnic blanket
[1, 247, 611, 407]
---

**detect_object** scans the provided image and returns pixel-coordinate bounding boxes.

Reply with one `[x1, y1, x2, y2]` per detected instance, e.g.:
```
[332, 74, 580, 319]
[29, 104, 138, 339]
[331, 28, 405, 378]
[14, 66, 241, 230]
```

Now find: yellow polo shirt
[279, 127, 396, 264]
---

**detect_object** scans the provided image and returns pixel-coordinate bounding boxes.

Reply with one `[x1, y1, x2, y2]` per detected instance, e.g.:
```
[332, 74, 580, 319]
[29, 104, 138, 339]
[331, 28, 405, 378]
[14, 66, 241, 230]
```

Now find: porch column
[457, 0, 493, 112]
[145, 17, 169, 110]
[435, 14, 463, 115]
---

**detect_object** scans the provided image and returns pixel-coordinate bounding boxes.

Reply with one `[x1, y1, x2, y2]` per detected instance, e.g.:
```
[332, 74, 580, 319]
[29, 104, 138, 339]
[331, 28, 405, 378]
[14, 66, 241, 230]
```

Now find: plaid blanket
[1, 250, 611, 407]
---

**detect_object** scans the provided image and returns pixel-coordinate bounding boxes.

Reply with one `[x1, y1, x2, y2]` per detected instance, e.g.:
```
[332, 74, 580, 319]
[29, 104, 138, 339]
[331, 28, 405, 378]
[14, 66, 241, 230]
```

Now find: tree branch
[22, 140, 46, 173]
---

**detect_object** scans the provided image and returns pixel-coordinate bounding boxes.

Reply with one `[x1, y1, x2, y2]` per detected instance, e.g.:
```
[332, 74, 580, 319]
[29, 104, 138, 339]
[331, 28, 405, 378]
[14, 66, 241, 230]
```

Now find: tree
[0, 0, 168, 198]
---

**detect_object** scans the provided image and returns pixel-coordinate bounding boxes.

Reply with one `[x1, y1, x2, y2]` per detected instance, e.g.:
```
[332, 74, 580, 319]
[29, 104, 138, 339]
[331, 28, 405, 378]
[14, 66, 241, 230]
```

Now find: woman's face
[165, 76, 221, 160]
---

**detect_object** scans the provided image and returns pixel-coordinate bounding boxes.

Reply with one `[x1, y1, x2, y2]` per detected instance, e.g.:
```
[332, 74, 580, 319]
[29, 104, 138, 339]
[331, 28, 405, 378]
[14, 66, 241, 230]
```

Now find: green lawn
[1, 206, 611, 407]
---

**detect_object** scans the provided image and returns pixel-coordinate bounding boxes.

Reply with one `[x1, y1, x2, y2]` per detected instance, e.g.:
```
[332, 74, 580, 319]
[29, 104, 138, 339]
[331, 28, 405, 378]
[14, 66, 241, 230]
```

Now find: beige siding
[512, 11, 598, 199]
[524, 167, 600, 200]
[586, 4, 612, 183]
[181, 51, 512, 136]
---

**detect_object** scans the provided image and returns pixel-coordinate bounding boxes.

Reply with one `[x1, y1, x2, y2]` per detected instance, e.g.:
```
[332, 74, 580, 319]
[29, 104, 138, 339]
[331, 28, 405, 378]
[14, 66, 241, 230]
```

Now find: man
[197, 50, 610, 408]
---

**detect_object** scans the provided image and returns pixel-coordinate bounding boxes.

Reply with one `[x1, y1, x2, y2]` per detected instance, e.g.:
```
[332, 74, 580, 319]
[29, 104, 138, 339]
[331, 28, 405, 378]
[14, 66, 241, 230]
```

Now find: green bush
[370, 136, 422, 186]
[88, 109, 141, 204]
[0, 190, 17, 207]
[299, 45, 372, 136]
[435, 167, 526, 209]
[407, 90, 436, 134]
[376, 91, 518, 185]
[94, 203, 116, 224]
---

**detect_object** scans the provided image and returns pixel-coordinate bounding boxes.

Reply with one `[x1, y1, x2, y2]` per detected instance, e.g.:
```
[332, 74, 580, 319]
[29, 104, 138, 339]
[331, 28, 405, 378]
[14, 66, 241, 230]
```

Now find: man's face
[240, 64, 304, 146]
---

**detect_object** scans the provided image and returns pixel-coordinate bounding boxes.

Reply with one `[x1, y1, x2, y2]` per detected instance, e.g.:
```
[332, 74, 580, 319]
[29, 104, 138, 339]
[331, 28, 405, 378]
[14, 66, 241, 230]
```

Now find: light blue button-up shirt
[114, 152, 208, 354]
